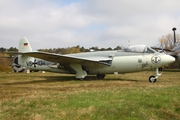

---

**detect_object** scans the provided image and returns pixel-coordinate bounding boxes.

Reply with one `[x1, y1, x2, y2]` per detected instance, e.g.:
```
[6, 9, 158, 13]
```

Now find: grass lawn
[0, 70, 180, 120]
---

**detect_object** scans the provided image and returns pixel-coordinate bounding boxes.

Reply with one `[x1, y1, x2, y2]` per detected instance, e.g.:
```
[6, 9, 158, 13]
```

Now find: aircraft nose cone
[152, 54, 175, 66]
[164, 55, 175, 64]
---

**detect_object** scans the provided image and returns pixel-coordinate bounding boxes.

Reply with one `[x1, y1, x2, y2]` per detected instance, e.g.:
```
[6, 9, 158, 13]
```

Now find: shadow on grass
[164, 69, 180, 72]
[2, 75, 75, 85]
[2, 74, 138, 85]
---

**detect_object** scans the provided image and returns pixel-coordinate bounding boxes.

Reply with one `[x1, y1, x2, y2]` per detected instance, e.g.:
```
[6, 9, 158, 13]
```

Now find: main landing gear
[149, 68, 162, 83]
[70, 64, 87, 80]
[96, 74, 105, 79]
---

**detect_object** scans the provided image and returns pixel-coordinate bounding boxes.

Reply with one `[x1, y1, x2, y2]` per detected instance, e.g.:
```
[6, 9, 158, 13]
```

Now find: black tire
[96, 74, 105, 79]
[149, 76, 156, 83]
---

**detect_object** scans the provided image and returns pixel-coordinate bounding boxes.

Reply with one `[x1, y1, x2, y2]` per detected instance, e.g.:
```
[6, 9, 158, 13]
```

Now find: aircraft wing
[22, 52, 112, 66]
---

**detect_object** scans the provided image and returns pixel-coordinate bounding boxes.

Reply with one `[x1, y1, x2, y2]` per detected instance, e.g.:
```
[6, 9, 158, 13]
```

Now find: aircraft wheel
[149, 76, 156, 83]
[96, 74, 105, 79]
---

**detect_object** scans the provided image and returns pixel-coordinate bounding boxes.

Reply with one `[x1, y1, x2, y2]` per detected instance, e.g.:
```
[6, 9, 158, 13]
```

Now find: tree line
[38, 45, 122, 54]
[1, 33, 179, 54]
[0, 46, 122, 54]
[0, 47, 18, 53]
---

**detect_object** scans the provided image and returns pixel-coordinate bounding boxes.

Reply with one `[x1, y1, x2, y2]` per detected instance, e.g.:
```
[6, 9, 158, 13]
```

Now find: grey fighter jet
[14, 38, 175, 83]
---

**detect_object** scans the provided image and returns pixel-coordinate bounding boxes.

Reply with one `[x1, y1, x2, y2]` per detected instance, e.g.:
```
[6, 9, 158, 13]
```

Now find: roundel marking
[151, 56, 161, 64]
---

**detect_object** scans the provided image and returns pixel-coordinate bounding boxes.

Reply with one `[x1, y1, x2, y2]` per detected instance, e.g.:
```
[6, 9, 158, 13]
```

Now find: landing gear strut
[70, 64, 87, 80]
[149, 68, 162, 83]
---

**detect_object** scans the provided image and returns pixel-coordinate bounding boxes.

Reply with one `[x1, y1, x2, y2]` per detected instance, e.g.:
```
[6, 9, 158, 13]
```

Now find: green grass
[0, 71, 180, 120]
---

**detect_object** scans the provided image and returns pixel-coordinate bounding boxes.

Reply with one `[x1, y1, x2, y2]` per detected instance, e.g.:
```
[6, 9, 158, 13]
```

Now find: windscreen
[124, 45, 156, 53]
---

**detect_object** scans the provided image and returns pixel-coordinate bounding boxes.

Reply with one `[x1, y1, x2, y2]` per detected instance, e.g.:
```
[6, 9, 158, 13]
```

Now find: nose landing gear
[149, 68, 162, 83]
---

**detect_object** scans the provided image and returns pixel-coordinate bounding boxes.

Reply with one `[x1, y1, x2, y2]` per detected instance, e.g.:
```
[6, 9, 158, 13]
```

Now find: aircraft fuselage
[65, 51, 173, 74]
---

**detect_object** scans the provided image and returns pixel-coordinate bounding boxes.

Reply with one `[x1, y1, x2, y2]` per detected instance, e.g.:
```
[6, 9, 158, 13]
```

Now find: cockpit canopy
[124, 45, 156, 53]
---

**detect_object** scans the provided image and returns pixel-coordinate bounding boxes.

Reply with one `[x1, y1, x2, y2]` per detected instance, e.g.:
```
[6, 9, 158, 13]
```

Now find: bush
[0, 65, 12, 72]
[0, 52, 12, 72]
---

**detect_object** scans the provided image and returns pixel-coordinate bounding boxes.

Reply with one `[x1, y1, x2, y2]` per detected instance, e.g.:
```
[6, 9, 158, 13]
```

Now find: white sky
[0, 0, 180, 50]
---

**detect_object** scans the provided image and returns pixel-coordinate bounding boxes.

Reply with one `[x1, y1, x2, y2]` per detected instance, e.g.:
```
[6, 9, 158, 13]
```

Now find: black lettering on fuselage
[26, 59, 45, 68]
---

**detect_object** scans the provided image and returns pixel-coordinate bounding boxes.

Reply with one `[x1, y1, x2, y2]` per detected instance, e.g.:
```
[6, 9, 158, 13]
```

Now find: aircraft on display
[10, 37, 175, 83]
[169, 27, 180, 64]
[157, 29, 180, 65]
[168, 43, 180, 64]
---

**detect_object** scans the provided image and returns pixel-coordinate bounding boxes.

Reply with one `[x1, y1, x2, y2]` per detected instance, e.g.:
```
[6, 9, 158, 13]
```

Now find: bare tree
[159, 33, 180, 50]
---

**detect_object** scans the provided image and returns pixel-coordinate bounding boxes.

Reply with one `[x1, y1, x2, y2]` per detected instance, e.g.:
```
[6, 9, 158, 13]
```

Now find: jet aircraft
[11, 38, 175, 83]
[168, 27, 180, 65]
[168, 43, 180, 64]
[157, 31, 180, 65]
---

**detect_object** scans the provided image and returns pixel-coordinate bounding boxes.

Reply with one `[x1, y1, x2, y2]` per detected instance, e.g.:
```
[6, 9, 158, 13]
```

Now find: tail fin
[19, 37, 33, 52]
[18, 38, 34, 68]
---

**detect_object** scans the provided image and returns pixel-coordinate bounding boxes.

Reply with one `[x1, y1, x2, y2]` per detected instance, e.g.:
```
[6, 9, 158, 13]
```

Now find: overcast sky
[1, 0, 180, 50]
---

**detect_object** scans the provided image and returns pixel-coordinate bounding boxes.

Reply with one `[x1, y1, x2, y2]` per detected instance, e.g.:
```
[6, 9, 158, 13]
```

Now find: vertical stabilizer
[18, 38, 34, 67]
[19, 37, 33, 52]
